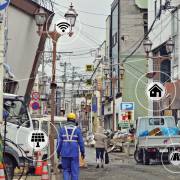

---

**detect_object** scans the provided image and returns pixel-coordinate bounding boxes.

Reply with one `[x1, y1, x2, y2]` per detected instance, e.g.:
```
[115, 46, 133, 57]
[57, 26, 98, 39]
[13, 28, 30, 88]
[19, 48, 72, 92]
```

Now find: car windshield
[4, 100, 29, 127]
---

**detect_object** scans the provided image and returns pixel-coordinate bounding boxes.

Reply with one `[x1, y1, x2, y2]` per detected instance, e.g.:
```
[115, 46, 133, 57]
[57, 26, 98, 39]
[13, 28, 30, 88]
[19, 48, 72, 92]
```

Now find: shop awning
[4, 60, 15, 78]
[135, 0, 148, 9]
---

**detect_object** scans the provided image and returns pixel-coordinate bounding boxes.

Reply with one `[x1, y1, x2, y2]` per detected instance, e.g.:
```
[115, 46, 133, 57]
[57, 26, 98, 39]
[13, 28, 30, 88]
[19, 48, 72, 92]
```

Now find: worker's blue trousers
[62, 157, 79, 180]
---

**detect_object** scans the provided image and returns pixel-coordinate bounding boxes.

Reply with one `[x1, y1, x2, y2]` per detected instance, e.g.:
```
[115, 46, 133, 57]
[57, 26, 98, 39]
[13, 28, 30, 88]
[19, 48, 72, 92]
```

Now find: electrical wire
[43, 1, 172, 80]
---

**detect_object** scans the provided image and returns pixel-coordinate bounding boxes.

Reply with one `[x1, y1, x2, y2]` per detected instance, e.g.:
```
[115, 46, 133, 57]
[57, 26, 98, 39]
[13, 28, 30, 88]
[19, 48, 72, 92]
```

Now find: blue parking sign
[120, 103, 134, 110]
[0, 0, 10, 11]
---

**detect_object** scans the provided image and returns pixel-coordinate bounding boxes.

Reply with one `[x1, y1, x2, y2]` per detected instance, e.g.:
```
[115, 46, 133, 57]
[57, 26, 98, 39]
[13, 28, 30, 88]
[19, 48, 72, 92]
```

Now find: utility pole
[63, 62, 66, 110]
[41, 54, 44, 115]
[71, 67, 75, 112]
[0, 11, 4, 130]
[61, 62, 70, 111]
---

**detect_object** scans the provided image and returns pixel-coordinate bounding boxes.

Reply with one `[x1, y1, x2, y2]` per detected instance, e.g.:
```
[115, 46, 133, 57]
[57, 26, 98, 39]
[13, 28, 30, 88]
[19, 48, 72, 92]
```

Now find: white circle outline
[135, 71, 176, 112]
[161, 143, 180, 174]
[15, 120, 59, 162]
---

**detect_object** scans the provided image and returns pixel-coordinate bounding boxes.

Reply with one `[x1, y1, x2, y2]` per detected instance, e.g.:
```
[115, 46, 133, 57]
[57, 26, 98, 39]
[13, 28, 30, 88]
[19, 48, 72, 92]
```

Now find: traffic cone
[35, 152, 43, 175]
[0, 164, 5, 180]
[41, 161, 49, 180]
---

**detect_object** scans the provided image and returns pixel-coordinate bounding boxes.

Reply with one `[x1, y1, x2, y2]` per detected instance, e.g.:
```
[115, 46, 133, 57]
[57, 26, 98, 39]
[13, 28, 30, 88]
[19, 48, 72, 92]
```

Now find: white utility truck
[2, 93, 35, 175]
[131, 116, 180, 165]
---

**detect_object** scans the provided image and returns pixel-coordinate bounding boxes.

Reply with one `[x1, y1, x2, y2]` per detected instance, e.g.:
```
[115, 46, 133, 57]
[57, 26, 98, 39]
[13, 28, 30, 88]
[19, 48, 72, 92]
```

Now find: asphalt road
[56, 147, 180, 180]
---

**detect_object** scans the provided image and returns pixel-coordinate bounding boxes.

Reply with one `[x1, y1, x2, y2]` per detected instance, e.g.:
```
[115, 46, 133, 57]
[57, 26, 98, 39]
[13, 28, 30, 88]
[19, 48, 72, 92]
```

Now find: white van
[31, 115, 67, 167]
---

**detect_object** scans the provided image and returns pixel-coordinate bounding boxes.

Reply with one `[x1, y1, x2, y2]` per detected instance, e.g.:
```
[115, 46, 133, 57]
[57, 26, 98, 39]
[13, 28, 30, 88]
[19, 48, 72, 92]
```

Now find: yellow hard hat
[67, 113, 76, 122]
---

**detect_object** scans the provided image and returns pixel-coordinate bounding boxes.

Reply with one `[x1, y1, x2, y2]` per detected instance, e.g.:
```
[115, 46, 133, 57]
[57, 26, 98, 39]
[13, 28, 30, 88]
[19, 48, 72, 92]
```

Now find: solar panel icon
[31, 133, 45, 148]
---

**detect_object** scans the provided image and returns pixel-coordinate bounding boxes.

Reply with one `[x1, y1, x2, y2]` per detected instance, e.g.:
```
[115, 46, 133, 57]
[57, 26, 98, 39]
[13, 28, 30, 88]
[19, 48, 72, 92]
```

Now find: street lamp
[93, 79, 98, 88]
[34, 4, 77, 167]
[57, 54, 61, 61]
[64, 3, 78, 27]
[143, 37, 153, 54]
[166, 37, 175, 54]
[90, 87, 94, 95]
[81, 101, 85, 106]
[42, 74, 48, 83]
[104, 64, 110, 77]
[103, 64, 125, 131]
[79, 87, 83, 96]
[143, 36, 175, 116]
[105, 80, 110, 89]
[34, 6, 47, 36]
[119, 65, 125, 80]
[34, 6, 46, 26]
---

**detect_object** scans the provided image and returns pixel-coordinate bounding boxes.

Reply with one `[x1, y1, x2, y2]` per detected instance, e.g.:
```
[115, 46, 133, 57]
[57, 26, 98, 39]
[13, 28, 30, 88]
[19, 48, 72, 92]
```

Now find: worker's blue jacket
[56, 122, 85, 157]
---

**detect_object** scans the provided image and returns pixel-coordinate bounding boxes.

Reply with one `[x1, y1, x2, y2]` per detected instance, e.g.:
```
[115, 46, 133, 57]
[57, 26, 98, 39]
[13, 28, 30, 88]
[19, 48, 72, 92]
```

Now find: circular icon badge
[55, 19, 71, 36]
[27, 129, 48, 151]
[146, 82, 165, 101]
[169, 150, 180, 166]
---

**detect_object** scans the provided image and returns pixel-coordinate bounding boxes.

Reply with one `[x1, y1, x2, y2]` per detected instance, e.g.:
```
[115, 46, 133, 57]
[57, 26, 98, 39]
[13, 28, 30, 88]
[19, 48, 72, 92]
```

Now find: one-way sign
[0, 0, 9, 11]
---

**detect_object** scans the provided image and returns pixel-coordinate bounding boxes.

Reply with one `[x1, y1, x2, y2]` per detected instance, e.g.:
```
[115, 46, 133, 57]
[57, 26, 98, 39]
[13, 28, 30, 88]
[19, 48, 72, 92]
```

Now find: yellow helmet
[67, 113, 76, 122]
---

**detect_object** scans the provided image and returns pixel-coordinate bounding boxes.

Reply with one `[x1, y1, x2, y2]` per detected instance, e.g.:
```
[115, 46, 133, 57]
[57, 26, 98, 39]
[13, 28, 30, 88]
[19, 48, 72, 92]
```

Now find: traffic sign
[0, 0, 10, 11]
[32, 92, 40, 100]
[32, 102, 40, 110]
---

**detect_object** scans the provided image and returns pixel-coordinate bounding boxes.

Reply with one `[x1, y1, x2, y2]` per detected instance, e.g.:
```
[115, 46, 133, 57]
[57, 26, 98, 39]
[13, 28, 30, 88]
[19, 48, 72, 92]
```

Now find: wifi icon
[57, 22, 70, 32]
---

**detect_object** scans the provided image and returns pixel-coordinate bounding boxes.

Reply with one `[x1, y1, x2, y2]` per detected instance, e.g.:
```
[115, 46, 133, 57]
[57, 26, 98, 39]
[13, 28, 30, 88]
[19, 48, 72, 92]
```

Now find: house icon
[148, 84, 163, 97]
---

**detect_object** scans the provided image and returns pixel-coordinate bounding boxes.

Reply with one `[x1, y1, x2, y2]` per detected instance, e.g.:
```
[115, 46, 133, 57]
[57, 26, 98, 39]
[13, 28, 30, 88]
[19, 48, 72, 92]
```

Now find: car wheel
[134, 150, 143, 163]
[4, 156, 15, 180]
[143, 150, 150, 165]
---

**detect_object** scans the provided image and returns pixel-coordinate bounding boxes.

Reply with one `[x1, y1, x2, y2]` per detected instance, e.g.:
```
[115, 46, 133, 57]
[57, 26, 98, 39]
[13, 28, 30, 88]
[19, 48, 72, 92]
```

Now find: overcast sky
[39, 0, 113, 92]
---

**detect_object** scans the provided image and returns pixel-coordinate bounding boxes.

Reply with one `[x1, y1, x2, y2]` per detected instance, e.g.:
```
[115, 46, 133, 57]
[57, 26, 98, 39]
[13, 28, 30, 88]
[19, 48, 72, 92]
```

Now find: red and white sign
[32, 102, 40, 110]
[32, 92, 40, 100]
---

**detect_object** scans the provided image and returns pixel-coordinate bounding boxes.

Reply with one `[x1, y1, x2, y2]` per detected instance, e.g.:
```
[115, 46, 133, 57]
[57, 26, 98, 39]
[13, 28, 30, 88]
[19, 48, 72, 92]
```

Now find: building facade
[103, 0, 148, 130]
[148, 0, 180, 121]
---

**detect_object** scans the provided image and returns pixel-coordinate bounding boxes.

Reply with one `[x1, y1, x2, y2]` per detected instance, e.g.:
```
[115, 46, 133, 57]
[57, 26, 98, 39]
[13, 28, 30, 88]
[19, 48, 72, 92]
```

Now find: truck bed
[138, 136, 180, 148]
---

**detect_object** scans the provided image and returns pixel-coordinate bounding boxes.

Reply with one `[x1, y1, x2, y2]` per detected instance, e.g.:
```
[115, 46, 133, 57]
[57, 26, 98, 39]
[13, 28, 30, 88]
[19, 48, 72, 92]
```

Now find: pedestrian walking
[56, 113, 85, 180]
[94, 126, 107, 168]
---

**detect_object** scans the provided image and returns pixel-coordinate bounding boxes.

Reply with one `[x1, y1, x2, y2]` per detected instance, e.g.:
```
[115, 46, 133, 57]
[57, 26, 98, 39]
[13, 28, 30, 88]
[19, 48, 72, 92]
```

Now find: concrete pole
[91, 100, 92, 132]
[41, 55, 44, 115]
[71, 67, 75, 112]
[85, 97, 87, 133]
[0, 19, 4, 131]
[63, 62, 66, 110]
[113, 79, 115, 131]
[100, 90, 102, 126]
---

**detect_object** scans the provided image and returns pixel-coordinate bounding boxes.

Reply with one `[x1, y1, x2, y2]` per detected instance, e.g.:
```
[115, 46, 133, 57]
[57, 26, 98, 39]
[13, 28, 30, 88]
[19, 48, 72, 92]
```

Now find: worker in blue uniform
[56, 113, 85, 180]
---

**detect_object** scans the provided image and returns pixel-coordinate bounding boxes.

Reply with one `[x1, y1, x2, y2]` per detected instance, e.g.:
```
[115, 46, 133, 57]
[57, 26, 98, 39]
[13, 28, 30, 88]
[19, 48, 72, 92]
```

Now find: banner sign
[92, 97, 97, 112]
[119, 102, 134, 127]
